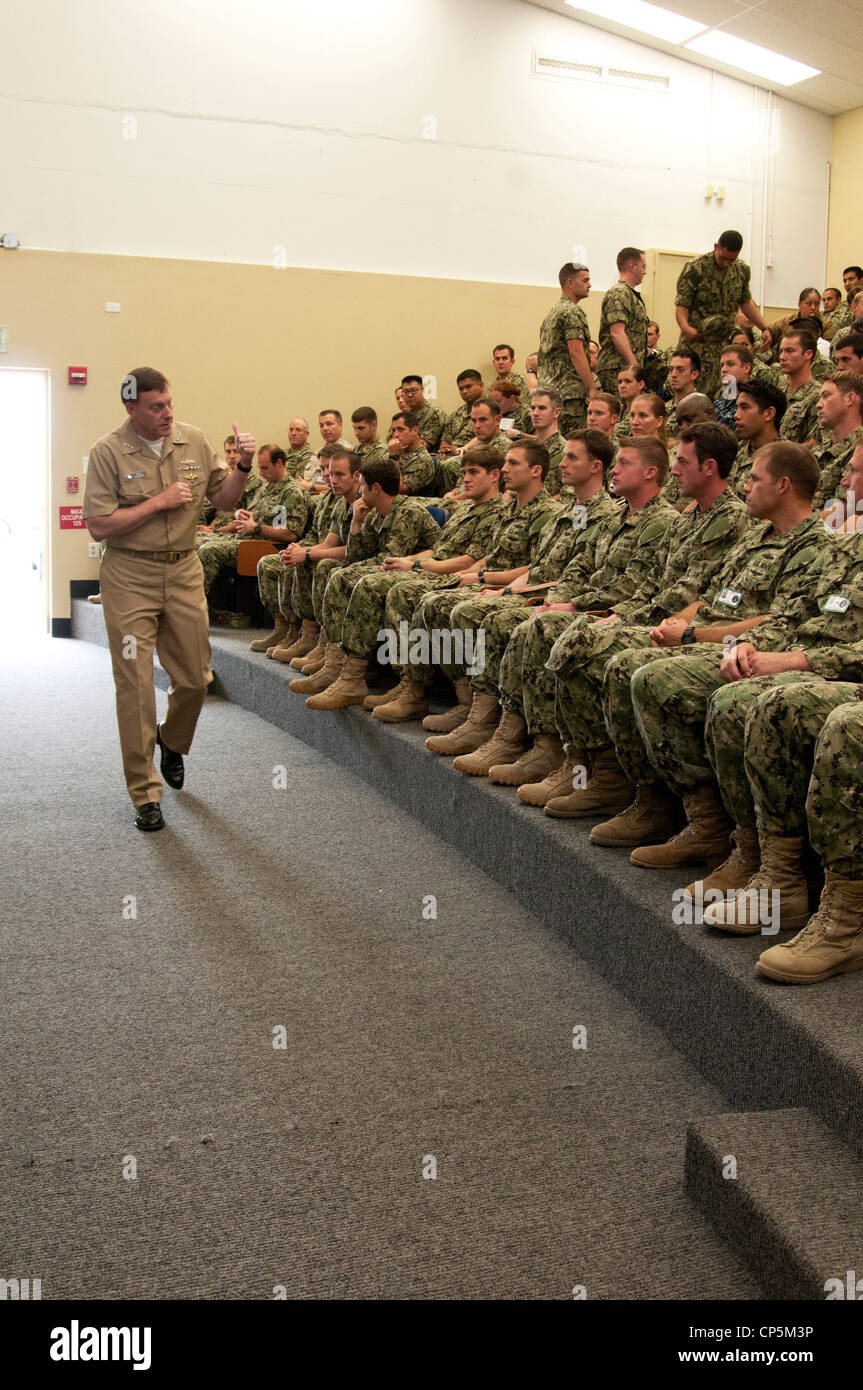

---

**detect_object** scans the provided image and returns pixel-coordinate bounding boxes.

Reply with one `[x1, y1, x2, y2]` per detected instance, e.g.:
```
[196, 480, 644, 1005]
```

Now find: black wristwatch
[237, 461, 252, 473]
[681, 624, 697, 645]
[253, 523, 262, 537]
[305, 547, 312, 564]
[478, 566, 487, 582]
[412, 559, 423, 572]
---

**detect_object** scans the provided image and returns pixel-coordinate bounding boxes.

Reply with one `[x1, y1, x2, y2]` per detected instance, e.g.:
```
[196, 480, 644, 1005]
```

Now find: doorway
[0, 369, 49, 637]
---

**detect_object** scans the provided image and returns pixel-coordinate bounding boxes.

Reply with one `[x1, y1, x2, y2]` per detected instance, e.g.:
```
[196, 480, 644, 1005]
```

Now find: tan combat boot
[589, 782, 678, 847]
[363, 684, 400, 710]
[422, 678, 473, 733]
[757, 873, 863, 983]
[425, 692, 500, 755]
[518, 750, 582, 807]
[306, 655, 369, 709]
[683, 825, 760, 900]
[489, 733, 563, 787]
[453, 712, 527, 776]
[544, 748, 632, 820]
[629, 784, 732, 869]
[372, 678, 429, 723]
[703, 833, 809, 935]
[272, 619, 319, 663]
[289, 642, 344, 693]
[250, 614, 292, 652]
[293, 630, 327, 672]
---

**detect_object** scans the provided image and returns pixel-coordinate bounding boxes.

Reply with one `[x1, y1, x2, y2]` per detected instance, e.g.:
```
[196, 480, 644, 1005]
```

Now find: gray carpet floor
[0, 634, 760, 1299]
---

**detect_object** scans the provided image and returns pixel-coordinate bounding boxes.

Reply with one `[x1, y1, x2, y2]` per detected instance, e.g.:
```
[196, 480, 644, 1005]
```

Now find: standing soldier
[82, 368, 253, 831]
[675, 230, 771, 400]
[537, 262, 594, 435]
[596, 247, 649, 393]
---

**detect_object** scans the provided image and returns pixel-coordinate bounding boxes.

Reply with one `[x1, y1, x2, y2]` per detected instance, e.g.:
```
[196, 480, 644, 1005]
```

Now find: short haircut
[825, 286, 842, 300]
[591, 391, 622, 416]
[121, 366, 167, 401]
[829, 371, 863, 410]
[507, 437, 549, 480]
[790, 314, 823, 338]
[647, 320, 660, 332]
[471, 396, 502, 416]
[490, 379, 521, 398]
[558, 261, 587, 288]
[737, 379, 787, 427]
[670, 346, 702, 374]
[731, 325, 756, 346]
[351, 406, 377, 425]
[781, 330, 816, 359]
[618, 363, 646, 382]
[461, 445, 503, 479]
[677, 421, 738, 478]
[844, 266, 863, 279]
[493, 344, 515, 358]
[721, 344, 754, 367]
[456, 368, 482, 384]
[530, 386, 563, 409]
[616, 434, 668, 485]
[617, 245, 645, 272]
[798, 286, 820, 302]
[319, 408, 342, 424]
[360, 457, 401, 496]
[837, 333, 863, 359]
[329, 448, 362, 474]
[268, 447, 287, 468]
[718, 230, 744, 253]
[758, 441, 819, 500]
[568, 428, 615, 471]
[400, 374, 423, 387]
[391, 410, 419, 430]
[223, 434, 237, 447]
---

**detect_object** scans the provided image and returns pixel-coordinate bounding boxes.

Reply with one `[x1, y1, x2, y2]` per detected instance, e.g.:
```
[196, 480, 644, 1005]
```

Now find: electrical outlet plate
[88, 542, 100, 558]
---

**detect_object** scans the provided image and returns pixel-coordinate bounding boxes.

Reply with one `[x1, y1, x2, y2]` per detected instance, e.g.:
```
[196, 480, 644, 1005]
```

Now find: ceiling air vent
[532, 49, 670, 93]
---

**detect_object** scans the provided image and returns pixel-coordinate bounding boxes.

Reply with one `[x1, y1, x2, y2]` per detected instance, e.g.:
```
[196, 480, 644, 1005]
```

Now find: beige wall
[3, 249, 611, 624]
[828, 107, 863, 285]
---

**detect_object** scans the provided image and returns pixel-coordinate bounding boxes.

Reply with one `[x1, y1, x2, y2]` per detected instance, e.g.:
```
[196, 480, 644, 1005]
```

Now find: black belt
[118, 549, 195, 562]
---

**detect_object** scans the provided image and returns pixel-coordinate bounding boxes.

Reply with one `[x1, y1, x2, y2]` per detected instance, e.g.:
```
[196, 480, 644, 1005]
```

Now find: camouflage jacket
[345, 495, 441, 564]
[485, 491, 564, 572]
[746, 533, 863, 679]
[284, 444, 315, 480]
[596, 281, 648, 379]
[779, 379, 820, 444]
[729, 439, 757, 500]
[527, 489, 621, 585]
[442, 403, 475, 447]
[355, 439, 389, 464]
[537, 296, 591, 402]
[396, 446, 436, 495]
[431, 496, 504, 561]
[549, 491, 677, 609]
[251, 477, 311, 536]
[675, 252, 752, 341]
[207, 472, 262, 528]
[812, 429, 863, 511]
[696, 512, 830, 625]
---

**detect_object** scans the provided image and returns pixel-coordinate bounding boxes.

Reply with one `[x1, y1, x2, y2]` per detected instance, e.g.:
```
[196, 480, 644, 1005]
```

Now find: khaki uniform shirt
[83, 418, 229, 551]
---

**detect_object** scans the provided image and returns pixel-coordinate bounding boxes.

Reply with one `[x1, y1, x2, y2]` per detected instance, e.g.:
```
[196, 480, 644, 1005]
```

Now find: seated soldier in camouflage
[777, 330, 820, 444]
[714, 344, 757, 427]
[334, 449, 505, 723]
[833, 331, 863, 375]
[436, 397, 512, 497]
[197, 434, 261, 540]
[284, 418, 316, 481]
[294, 457, 440, 708]
[642, 320, 669, 396]
[251, 446, 336, 654]
[615, 444, 828, 870]
[490, 379, 531, 437]
[765, 287, 822, 361]
[492, 343, 528, 402]
[829, 289, 863, 355]
[586, 392, 621, 439]
[612, 365, 646, 440]
[441, 431, 619, 780]
[385, 410, 436, 495]
[350, 406, 389, 464]
[396, 375, 446, 452]
[812, 372, 863, 513]
[438, 370, 485, 460]
[665, 348, 702, 440]
[729, 379, 784, 500]
[198, 445, 311, 598]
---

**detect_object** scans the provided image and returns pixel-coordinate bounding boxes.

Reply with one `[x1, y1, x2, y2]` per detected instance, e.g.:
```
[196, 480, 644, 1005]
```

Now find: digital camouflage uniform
[410, 492, 563, 685]
[258, 488, 342, 622]
[824, 304, 853, 343]
[355, 439, 390, 465]
[541, 432, 566, 496]
[545, 490, 748, 753]
[596, 281, 648, 393]
[413, 402, 446, 452]
[613, 409, 631, 441]
[728, 439, 759, 501]
[778, 379, 820, 444]
[320, 496, 440, 644]
[284, 444, 315, 481]
[309, 495, 357, 625]
[675, 252, 753, 399]
[198, 477, 311, 593]
[441, 404, 476, 449]
[811, 430, 863, 511]
[338, 497, 504, 660]
[537, 296, 591, 434]
[625, 514, 832, 793]
[642, 348, 669, 397]
[196, 471, 262, 538]
[450, 491, 620, 698]
[703, 533, 863, 830]
[394, 445, 436, 496]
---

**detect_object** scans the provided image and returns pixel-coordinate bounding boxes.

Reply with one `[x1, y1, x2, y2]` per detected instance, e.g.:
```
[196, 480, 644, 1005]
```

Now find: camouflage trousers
[256, 553, 284, 616]
[629, 644, 739, 795]
[703, 672, 831, 828]
[806, 697, 863, 876]
[738, 681, 863, 861]
[320, 559, 390, 644]
[383, 573, 469, 678]
[311, 557, 342, 625]
[449, 595, 535, 696]
[548, 620, 666, 769]
[278, 556, 316, 622]
[197, 536, 241, 593]
[510, 610, 579, 732]
[414, 584, 487, 684]
[339, 569, 458, 661]
[559, 399, 587, 436]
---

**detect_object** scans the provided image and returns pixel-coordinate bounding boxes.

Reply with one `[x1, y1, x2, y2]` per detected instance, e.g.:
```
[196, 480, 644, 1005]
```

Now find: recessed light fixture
[564, 0, 705, 46]
[685, 31, 821, 86]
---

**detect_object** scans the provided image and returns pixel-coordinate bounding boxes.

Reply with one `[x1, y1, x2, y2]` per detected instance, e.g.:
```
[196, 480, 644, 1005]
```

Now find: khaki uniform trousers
[100, 548, 212, 806]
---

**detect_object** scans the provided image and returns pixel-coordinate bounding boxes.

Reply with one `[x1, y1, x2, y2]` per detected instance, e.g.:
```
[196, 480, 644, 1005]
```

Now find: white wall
[1, 0, 831, 301]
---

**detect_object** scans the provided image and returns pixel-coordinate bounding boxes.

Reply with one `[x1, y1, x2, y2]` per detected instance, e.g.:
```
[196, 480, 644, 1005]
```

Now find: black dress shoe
[135, 802, 164, 832]
[156, 724, 185, 789]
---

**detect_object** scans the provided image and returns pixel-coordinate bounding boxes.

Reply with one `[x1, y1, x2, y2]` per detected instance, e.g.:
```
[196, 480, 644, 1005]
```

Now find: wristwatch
[478, 566, 487, 582]
[305, 547, 312, 564]
[681, 624, 697, 645]
[253, 523, 262, 537]
[237, 460, 252, 473]
[412, 559, 423, 572]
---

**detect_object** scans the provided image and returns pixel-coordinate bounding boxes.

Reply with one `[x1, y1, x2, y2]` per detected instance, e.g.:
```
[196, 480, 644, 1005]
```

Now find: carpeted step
[685, 1108, 863, 1300]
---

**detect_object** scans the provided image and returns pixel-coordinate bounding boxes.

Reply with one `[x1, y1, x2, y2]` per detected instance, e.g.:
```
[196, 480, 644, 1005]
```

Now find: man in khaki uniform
[82, 367, 253, 831]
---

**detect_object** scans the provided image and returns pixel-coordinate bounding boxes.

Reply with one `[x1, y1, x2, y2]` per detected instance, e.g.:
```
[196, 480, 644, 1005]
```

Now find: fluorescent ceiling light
[565, 1, 706, 45]
[685, 30, 820, 86]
